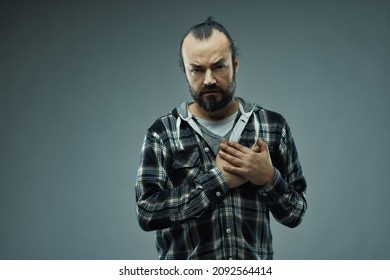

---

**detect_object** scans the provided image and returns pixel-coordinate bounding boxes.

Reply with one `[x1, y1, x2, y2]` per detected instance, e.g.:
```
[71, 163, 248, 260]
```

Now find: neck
[189, 98, 239, 121]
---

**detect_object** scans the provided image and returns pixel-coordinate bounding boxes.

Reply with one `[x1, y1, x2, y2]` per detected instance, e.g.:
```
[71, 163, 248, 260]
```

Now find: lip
[202, 91, 220, 95]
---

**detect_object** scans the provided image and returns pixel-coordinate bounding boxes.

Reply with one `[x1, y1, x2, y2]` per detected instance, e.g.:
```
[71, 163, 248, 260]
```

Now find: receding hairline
[183, 28, 229, 42]
[182, 28, 231, 50]
[178, 17, 239, 70]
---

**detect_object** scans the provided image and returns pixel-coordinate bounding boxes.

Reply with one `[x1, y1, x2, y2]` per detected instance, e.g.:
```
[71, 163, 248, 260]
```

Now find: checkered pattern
[135, 98, 307, 259]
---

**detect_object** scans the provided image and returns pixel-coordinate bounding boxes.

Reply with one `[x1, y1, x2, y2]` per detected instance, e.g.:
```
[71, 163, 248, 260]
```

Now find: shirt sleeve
[135, 130, 229, 231]
[258, 121, 307, 228]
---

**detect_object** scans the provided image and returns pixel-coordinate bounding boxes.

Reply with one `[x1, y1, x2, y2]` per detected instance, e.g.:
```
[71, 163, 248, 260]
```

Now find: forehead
[182, 30, 231, 65]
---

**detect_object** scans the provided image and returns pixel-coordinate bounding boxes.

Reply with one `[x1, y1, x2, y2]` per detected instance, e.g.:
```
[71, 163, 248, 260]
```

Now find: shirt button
[216, 191, 221, 197]
[259, 190, 267, 196]
[204, 147, 210, 153]
[226, 228, 231, 234]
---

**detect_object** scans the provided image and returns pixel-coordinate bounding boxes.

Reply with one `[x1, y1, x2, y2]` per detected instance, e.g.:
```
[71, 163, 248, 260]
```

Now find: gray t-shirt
[195, 112, 238, 155]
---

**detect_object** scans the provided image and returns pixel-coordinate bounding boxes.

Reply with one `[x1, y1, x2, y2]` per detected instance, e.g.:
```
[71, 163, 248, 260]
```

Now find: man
[135, 17, 307, 260]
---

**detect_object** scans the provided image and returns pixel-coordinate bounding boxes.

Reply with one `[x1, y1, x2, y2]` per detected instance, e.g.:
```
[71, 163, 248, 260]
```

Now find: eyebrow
[189, 63, 202, 68]
[189, 59, 227, 68]
[211, 58, 227, 66]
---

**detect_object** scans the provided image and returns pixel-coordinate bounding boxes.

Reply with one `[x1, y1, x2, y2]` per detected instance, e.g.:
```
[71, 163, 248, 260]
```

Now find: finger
[218, 150, 242, 167]
[223, 164, 242, 175]
[224, 164, 250, 179]
[219, 143, 243, 159]
[219, 138, 230, 151]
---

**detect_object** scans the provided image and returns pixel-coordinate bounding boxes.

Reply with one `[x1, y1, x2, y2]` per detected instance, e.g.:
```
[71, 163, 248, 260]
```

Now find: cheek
[220, 72, 234, 85]
[186, 75, 202, 88]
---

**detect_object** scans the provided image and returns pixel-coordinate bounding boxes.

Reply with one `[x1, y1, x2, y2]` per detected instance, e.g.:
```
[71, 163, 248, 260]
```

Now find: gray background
[1, 0, 389, 260]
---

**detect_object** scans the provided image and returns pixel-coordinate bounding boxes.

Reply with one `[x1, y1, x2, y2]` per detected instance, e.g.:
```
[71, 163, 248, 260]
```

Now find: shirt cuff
[195, 167, 229, 204]
[258, 168, 288, 204]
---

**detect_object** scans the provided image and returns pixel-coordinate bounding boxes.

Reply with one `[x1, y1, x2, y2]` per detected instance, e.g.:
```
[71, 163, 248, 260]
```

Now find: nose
[203, 69, 216, 85]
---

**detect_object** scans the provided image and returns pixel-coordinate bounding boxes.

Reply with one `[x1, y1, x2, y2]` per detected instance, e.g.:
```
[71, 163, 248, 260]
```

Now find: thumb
[256, 138, 269, 152]
[251, 144, 261, 152]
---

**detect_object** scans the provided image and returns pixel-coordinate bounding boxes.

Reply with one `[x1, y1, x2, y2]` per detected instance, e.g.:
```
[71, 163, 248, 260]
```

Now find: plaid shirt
[135, 98, 307, 260]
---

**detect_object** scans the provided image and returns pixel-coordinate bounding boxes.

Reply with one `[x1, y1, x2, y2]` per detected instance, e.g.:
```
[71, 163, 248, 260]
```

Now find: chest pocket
[171, 148, 202, 186]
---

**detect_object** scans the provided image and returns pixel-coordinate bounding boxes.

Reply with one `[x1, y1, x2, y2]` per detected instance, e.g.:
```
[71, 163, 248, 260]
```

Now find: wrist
[258, 167, 275, 186]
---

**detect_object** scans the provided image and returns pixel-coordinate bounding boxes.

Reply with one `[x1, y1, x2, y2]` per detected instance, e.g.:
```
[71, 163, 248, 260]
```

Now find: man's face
[181, 30, 238, 112]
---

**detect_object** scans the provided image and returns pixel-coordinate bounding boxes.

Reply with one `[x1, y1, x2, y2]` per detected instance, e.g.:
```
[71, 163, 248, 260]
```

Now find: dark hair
[179, 16, 238, 71]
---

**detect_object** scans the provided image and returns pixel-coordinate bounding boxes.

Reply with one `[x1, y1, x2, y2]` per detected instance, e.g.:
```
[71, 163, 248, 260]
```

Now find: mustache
[200, 84, 224, 95]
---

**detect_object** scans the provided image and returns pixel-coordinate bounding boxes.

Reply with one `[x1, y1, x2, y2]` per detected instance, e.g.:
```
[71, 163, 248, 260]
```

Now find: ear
[233, 56, 239, 73]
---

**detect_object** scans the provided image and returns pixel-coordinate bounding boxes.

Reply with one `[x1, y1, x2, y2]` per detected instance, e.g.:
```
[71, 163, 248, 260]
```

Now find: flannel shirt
[135, 97, 307, 260]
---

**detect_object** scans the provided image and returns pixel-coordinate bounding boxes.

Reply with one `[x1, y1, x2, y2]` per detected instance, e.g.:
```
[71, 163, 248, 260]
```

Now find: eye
[214, 64, 228, 72]
[190, 68, 204, 75]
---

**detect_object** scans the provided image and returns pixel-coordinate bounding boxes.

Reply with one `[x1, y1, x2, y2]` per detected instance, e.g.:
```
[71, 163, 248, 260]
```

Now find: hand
[218, 138, 275, 186]
[215, 145, 247, 189]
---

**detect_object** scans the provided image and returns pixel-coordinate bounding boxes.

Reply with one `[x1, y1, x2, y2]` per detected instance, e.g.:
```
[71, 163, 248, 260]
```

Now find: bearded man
[135, 17, 307, 260]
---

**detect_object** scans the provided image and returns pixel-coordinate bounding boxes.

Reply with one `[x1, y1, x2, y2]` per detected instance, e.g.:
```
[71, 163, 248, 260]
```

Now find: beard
[188, 75, 237, 112]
